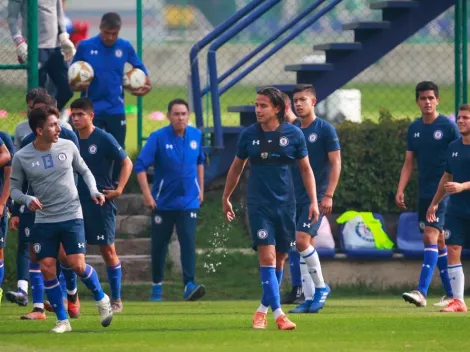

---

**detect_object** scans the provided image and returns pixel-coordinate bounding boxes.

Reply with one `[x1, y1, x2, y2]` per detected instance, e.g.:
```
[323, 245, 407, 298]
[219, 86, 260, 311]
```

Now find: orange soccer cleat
[67, 296, 81, 319]
[276, 314, 296, 330]
[440, 299, 468, 313]
[252, 312, 267, 329]
[20, 310, 47, 320]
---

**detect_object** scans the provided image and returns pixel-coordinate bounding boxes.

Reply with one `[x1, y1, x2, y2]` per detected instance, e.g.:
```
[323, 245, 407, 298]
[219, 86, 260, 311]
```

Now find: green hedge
[333, 111, 418, 214]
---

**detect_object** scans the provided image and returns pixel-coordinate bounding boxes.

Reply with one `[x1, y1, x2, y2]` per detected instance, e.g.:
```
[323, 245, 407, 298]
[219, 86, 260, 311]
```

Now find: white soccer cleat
[402, 290, 427, 307]
[97, 294, 113, 327]
[433, 295, 453, 307]
[51, 319, 72, 333]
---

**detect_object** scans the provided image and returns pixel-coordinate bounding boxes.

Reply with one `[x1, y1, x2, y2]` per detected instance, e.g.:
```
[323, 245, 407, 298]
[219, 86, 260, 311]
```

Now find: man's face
[293, 91, 316, 118]
[38, 115, 61, 143]
[457, 109, 470, 136]
[168, 104, 189, 132]
[100, 26, 120, 46]
[255, 94, 280, 124]
[416, 90, 439, 115]
[71, 108, 93, 130]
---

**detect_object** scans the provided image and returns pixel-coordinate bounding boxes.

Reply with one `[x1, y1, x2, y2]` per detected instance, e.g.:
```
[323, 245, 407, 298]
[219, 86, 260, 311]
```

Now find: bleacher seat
[397, 212, 423, 259]
[339, 213, 394, 259]
[315, 217, 336, 258]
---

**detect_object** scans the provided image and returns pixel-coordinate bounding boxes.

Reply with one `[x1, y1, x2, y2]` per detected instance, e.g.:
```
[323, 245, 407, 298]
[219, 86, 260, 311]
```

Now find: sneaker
[309, 284, 331, 313]
[252, 312, 267, 329]
[111, 299, 123, 313]
[67, 295, 80, 319]
[21, 308, 47, 320]
[51, 319, 72, 333]
[440, 299, 468, 312]
[149, 285, 162, 302]
[289, 299, 313, 314]
[184, 282, 206, 301]
[275, 314, 296, 330]
[96, 294, 113, 327]
[433, 295, 453, 307]
[281, 286, 302, 305]
[402, 290, 427, 307]
[5, 289, 29, 307]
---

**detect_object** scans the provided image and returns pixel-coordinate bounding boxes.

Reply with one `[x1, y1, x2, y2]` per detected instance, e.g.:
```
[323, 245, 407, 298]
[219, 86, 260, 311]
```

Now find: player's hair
[32, 94, 57, 108]
[101, 12, 122, 29]
[293, 84, 316, 97]
[25, 87, 48, 103]
[168, 98, 189, 114]
[28, 106, 60, 135]
[256, 87, 286, 122]
[281, 92, 292, 107]
[70, 97, 94, 112]
[459, 104, 470, 113]
[415, 81, 439, 100]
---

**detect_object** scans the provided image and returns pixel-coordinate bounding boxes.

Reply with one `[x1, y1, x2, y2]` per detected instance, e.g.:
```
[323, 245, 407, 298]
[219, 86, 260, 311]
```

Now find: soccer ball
[68, 61, 94, 84]
[123, 68, 146, 90]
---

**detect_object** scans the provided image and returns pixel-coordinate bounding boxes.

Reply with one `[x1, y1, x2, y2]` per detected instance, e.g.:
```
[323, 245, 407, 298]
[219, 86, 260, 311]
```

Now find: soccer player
[135, 98, 206, 302]
[398, 81, 459, 307]
[70, 97, 133, 312]
[222, 87, 319, 330]
[288, 84, 340, 314]
[10, 106, 113, 333]
[7, 0, 75, 110]
[426, 104, 470, 313]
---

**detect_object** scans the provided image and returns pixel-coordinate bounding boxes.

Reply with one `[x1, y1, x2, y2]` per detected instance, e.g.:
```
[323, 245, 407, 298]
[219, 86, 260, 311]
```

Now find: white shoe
[97, 294, 113, 327]
[402, 290, 427, 307]
[51, 319, 72, 333]
[433, 295, 453, 307]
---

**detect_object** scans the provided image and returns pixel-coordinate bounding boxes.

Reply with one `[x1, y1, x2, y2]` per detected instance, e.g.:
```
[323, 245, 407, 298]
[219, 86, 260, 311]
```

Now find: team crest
[433, 130, 443, 140]
[58, 153, 67, 161]
[279, 136, 289, 147]
[25, 227, 30, 237]
[257, 229, 268, 240]
[154, 215, 162, 224]
[261, 152, 268, 159]
[33, 243, 41, 253]
[115, 49, 123, 58]
[88, 145, 98, 154]
[190, 140, 198, 150]
[444, 229, 451, 239]
[355, 221, 375, 243]
[308, 133, 318, 143]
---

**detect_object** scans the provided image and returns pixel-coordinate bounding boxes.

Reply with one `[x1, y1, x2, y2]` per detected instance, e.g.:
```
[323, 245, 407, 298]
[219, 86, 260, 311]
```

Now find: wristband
[324, 194, 333, 199]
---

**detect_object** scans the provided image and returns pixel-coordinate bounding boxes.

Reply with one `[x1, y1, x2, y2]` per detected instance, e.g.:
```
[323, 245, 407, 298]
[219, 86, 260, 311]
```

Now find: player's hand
[59, 32, 76, 62]
[70, 81, 90, 92]
[131, 84, 152, 96]
[91, 192, 105, 206]
[0, 204, 4, 219]
[14, 35, 28, 63]
[9, 216, 20, 230]
[28, 198, 43, 212]
[308, 202, 320, 224]
[426, 204, 439, 223]
[395, 191, 406, 209]
[222, 198, 235, 222]
[319, 196, 333, 215]
[444, 182, 465, 194]
[103, 188, 122, 200]
[143, 194, 157, 210]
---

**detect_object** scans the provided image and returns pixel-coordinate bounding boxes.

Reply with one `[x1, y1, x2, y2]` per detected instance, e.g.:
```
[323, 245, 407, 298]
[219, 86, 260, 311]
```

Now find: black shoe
[281, 286, 303, 305]
[293, 292, 305, 305]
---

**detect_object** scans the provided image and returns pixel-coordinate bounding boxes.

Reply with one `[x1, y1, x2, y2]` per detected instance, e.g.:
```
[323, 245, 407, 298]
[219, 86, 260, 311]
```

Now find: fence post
[27, 0, 39, 90]
[137, 0, 144, 150]
[462, 0, 468, 104]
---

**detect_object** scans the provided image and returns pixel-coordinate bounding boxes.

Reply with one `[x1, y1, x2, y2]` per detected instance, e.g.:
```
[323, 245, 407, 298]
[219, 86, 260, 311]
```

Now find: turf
[0, 298, 468, 351]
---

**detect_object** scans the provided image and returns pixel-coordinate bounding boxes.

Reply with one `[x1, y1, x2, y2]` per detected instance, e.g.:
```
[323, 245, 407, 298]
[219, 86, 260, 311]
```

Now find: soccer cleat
[293, 292, 305, 305]
[51, 319, 72, 333]
[289, 299, 313, 314]
[21, 309, 47, 320]
[440, 299, 468, 312]
[281, 286, 303, 305]
[402, 290, 427, 307]
[433, 295, 453, 307]
[97, 294, 113, 327]
[252, 312, 267, 329]
[5, 290, 29, 307]
[111, 299, 123, 313]
[184, 282, 206, 301]
[67, 296, 81, 319]
[149, 285, 162, 302]
[276, 314, 296, 330]
[309, 284, 331, 313]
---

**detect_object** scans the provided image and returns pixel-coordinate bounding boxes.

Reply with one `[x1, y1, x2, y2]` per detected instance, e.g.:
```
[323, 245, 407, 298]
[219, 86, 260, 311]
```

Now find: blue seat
[339, 213, 394, 259]
[316, 248, 336, 259]
[397, 212, 424, 259]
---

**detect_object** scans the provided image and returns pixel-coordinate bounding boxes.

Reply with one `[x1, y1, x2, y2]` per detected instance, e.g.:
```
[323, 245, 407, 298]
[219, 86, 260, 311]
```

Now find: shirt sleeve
[197, 133, 205, 165]
[0, 137, 3, 147]
[56, 0, 66, 34]
[105, 132, 128, 162]
[2, 134, 15, 167]
[7, 0, 23, 40]
[450, 121, 460, 141]
[236, 130, 248, 160]
[295, 128, 308, 159]
[324, 124, 340, 152]
[126, 41, 148, 75]
[71, 41, 86, 63]
[406, 125, 414, 152]
[10, 154, 35, 206]
[134, 132, 158, 173]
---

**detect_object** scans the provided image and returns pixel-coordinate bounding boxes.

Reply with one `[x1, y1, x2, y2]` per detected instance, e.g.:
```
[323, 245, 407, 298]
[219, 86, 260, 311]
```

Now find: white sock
[257, 304, 269, 314]
[18, 280, 28, 293]
[33, 303, 45, 310]
[67, 288, 77, 295]
[300, 257, 314, 300]
[448, 264, 465, 301]
[273, 308, 284, 320]
[299, 246, 325, 288]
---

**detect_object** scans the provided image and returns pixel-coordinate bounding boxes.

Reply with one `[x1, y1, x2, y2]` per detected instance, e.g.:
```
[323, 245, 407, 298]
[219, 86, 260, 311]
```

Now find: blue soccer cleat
[184, 282, 206, 301]
[6, 289, 29, 307]
[309, 284, 331, 313]
[289, 299, 313, 313]
[149, 284, 162, 302]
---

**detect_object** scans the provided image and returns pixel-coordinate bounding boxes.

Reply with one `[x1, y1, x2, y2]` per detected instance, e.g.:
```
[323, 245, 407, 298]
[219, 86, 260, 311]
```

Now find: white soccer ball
[123, 68, 146, 90]
[68, 61, 94, 84]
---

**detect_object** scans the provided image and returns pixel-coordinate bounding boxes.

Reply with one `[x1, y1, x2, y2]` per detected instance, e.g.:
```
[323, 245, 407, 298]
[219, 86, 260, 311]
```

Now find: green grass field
[1, 298, 468, 351]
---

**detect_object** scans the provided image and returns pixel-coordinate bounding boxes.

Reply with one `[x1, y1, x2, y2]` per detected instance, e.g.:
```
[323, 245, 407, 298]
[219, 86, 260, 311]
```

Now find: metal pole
[462, 0, 468, 104]
[137, 0, 144, 150]
[27, 0, 38, 90]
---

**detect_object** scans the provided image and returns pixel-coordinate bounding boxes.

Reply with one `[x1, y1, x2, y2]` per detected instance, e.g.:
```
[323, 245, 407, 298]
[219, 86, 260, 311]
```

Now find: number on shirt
[41, 154, 54, 169]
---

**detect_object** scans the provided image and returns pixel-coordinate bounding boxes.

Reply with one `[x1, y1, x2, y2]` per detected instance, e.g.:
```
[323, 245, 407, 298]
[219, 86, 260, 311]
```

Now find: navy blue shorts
[418, 197, 447, 232]
[31, 219, 86, 260]
[247, 204, 296, 253]
[295, 203, 323, 237]
[18, 210, 35, 243]
[444, 213, 470, 247]
[94, 114, 126, 149]
[0, 206, 7, 248]
[82, 200, 117, 245]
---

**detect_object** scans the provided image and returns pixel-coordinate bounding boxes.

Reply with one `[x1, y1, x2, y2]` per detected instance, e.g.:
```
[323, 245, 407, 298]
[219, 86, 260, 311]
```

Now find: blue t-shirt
[407, 115, 460, 199]
[291, 118, 340, 204]
[72, 35, 148, 116]
[237, 122, 307, 206]
[445, 138, 470, 217]
[0, 131, 15, 196]
[134, 125, 205, 210]
[76, 128, 127, 202]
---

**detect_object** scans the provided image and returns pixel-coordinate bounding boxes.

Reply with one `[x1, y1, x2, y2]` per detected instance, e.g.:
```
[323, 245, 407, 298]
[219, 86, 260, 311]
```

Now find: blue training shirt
[291, 118, 340, 204]
[407, 115, 460, 199]
[445, 138, 470, 217]
[72, 35, 148, 116]
[76, 128, 127, 202]
[237, 122, 307, 206]
[134, 125, 205, 210]
[0, 132, 15, 196]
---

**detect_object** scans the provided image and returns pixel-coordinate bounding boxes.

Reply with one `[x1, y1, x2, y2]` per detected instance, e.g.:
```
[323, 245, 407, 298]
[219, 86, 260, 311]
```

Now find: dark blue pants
[151, 210, 198, 285]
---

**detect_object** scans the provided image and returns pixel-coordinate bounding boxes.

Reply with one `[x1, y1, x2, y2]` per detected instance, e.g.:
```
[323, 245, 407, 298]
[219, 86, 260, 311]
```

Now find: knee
[99, 245, 118, 266]
[276, 253, 287, 270]
[68, 257, 86, 275]
[40, 259, 57, 280]
[447, 245, 461, 264]
[258, 247, 276, 267]
[423, 227, 439, 244]
[295, 233, 311, 253]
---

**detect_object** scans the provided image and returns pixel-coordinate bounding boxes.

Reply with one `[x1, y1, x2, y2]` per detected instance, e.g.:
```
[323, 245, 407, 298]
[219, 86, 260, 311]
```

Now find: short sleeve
[295, 129, 308, 159]
[324, 124, 340, 152]
[450, 121, 460, 141]
[406, 125, 415, 152]
[197, 134, 205, 165]
[1, 133, 15, 166]
[105, 132, 128, 162]
[445, 145, 453, 174]
[236, 130, 249, 160]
